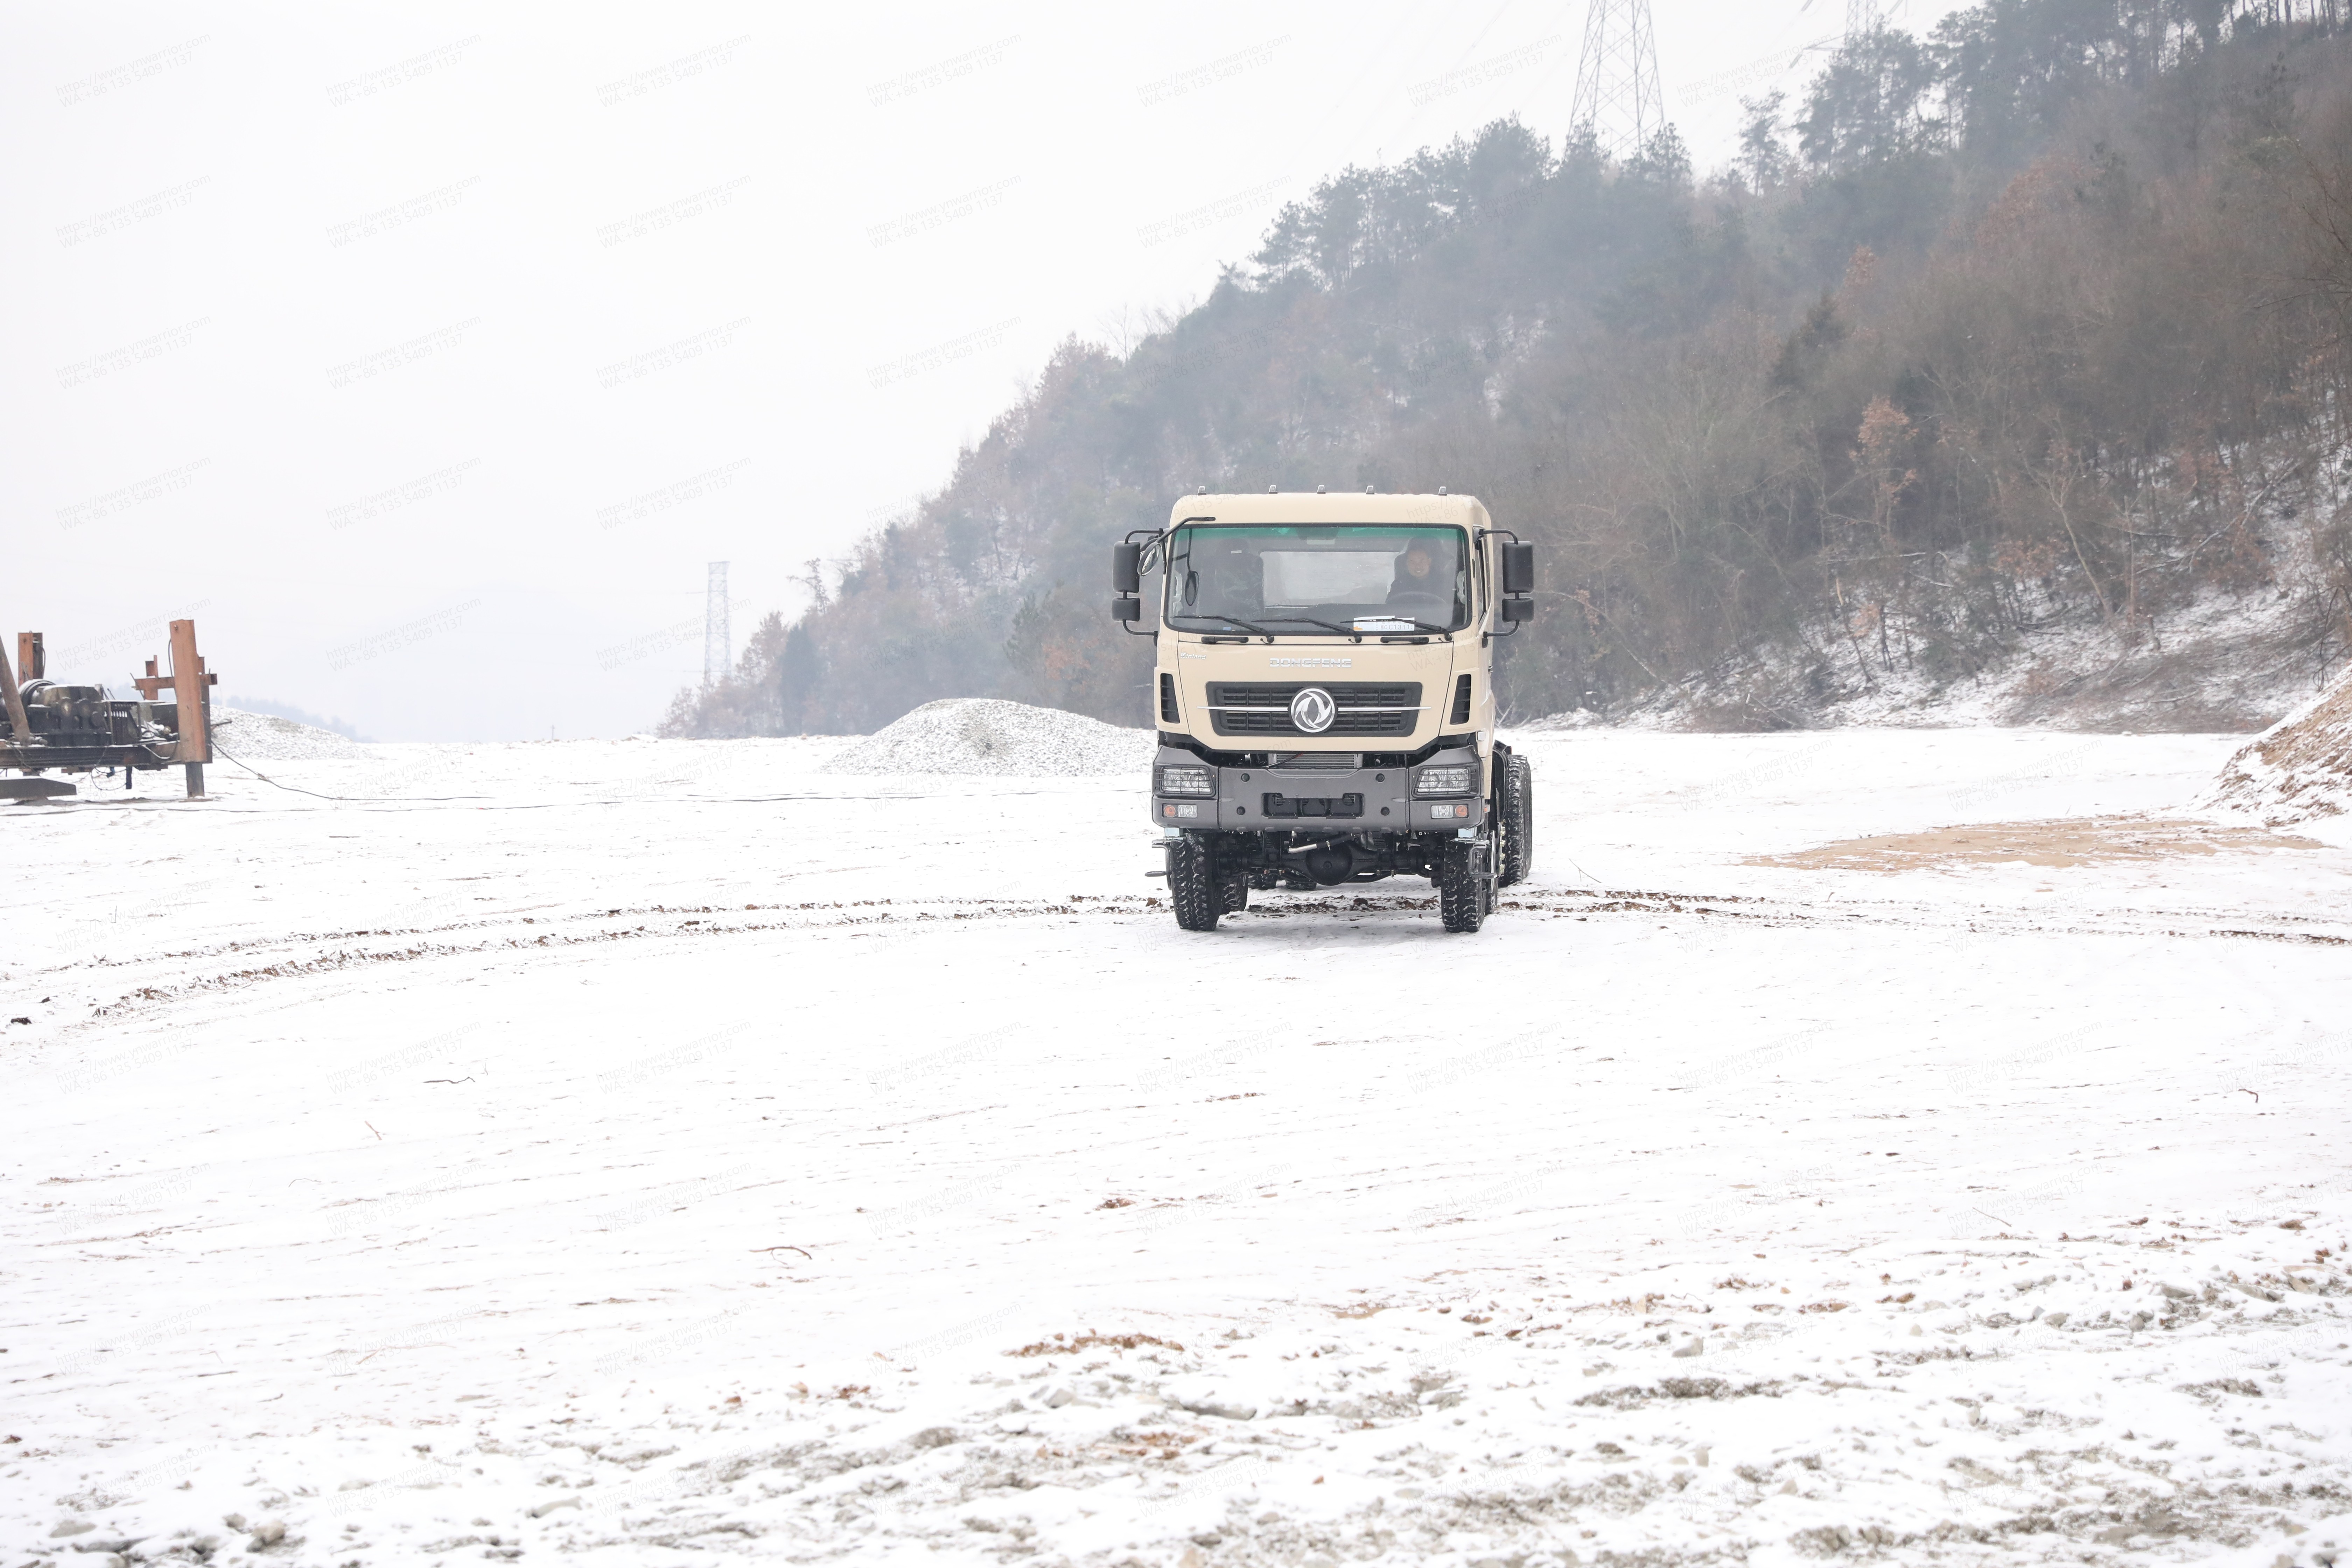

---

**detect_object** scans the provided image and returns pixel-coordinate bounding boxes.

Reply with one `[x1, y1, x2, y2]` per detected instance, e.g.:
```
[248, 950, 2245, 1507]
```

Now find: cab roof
[1164, 491, 1489, 530]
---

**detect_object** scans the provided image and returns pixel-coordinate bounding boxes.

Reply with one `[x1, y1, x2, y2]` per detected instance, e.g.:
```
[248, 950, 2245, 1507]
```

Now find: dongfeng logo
[1289, 686, 1336, 734]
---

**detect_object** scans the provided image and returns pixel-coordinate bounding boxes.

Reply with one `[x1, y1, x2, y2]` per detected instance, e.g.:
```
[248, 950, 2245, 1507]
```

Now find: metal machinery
[0, 619, 217, 800]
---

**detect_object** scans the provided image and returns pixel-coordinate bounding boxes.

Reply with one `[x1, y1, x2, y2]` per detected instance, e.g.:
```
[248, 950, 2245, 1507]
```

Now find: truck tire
[1217, 863, 1251, 915]
[1168, 833, 1222, 931]
[1497, 752, 1534, 888]
[1438, 840, 1487, 933]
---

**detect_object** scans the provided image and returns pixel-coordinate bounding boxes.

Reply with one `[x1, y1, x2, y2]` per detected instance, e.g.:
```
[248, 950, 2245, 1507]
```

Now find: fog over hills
[7, 1, 1826, 742]
[668, 0, 2352, 740]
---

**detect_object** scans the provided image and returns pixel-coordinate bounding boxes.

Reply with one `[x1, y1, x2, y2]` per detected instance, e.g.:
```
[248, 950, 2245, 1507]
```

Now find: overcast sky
[2, 0, 1913, 740]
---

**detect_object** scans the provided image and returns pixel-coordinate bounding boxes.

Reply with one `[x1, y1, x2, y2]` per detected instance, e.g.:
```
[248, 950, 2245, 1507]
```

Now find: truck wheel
[1438, 841, 1486, 933]
[1497, 752, 1534, 888]
[1217, 864, 1250, 915]
[1168, 833, 1222, 931]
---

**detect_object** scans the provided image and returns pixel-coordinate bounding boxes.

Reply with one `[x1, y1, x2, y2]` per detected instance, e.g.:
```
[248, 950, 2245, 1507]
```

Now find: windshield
[1161, 524, 1471, 632]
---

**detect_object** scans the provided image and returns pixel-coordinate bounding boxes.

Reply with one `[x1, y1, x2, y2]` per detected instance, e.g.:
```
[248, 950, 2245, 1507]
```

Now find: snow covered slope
[1535, 586, 2343, 736]
[2210, 670, 2352, 825]
[2, 730, 2348, 1567]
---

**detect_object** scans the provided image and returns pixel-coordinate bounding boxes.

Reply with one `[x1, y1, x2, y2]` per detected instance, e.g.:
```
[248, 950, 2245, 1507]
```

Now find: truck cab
[1113, 490, 1535, 932]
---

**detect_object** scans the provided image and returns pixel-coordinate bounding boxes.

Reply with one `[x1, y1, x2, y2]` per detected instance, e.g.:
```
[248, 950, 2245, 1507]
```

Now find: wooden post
[0, 638, 30, 751]
[169, 618, 211, 796]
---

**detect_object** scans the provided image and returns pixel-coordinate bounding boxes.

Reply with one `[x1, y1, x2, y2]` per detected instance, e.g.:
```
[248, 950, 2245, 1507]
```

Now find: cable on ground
[205, 737, 485, 804]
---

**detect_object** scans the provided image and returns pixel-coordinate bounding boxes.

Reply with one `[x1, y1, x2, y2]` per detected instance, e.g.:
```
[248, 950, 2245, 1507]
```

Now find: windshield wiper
[1254, 615, 1362, 637]
[1168, 612, 1275, 639]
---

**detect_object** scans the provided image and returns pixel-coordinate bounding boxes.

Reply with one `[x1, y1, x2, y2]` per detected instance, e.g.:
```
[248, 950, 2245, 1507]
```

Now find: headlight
[1413, 763, 1473, 797]
[1157, 764, 1214, 797]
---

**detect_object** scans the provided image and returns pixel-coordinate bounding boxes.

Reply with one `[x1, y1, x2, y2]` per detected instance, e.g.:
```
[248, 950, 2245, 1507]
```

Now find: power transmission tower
[704, 561, 730, 686]
[1570, 0, 1665, 158]
[1846, 0, 1886, 38]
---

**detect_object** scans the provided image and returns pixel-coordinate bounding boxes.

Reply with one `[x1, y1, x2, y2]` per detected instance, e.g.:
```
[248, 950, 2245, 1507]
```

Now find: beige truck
[1113, 489, 1536, 932]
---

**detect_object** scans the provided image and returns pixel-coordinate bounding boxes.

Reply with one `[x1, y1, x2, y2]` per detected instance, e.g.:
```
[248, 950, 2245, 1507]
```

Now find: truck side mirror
[1112, 597, 1142, 622]
[1502, 598, 1535, 623]
[1112, 543, 1143, 595]
[1500, 542, 1535, 595]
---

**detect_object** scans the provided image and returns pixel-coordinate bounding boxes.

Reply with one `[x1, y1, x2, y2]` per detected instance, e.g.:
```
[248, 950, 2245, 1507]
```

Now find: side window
[1164, 530, 1194, 613]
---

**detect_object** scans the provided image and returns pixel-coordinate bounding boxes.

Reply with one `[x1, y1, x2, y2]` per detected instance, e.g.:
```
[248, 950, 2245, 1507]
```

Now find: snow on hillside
[1534, 584, 2341, 737]
[3, 729, 2348, 1566]
[2209, 670, 2352, 825]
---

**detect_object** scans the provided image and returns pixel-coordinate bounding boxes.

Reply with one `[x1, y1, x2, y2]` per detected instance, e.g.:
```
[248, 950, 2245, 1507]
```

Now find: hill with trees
[668, 0, 2352, 737]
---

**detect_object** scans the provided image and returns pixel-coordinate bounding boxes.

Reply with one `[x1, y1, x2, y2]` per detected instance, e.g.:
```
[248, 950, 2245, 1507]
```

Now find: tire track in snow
[25, 885, 2347, 1038]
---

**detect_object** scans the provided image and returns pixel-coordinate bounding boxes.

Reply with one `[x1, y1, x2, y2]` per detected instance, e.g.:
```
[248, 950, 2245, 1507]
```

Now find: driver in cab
[1197, 549, 1261, 616]
[1388, 539, 1441, 603]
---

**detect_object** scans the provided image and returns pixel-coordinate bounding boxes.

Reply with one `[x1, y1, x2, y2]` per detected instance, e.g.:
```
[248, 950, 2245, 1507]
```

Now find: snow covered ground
[4, 728, 2350, 1568]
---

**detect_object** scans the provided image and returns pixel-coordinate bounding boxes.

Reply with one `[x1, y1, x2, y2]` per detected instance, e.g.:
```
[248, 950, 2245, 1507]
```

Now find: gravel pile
[822, 698, 1155, 777]
[207, 708, 373, 761]
[2208, 670, 2352, 823]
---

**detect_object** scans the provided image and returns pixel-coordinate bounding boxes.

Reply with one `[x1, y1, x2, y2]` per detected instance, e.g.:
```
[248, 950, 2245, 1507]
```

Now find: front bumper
[1149, 745, 1483, 833]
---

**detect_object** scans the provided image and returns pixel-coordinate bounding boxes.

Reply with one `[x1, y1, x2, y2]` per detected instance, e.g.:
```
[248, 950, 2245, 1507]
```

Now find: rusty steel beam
[168, 619, 212, 799]
[167, 619, 213, 765]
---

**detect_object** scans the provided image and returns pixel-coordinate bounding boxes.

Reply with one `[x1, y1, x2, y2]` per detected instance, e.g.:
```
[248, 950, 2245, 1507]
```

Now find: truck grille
[1205, 682, 1422, 737]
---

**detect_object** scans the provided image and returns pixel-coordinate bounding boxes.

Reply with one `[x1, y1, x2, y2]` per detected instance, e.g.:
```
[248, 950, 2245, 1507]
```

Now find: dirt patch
[1749, 816, 2322, 873]
[1006, 1331, 1182, 1357]
[1574, 1377, 1786, 1409]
